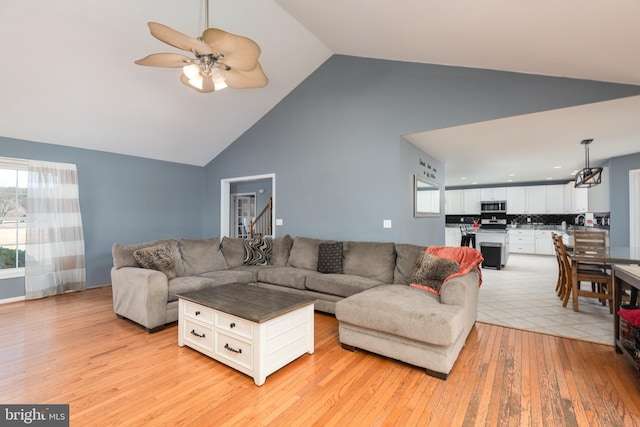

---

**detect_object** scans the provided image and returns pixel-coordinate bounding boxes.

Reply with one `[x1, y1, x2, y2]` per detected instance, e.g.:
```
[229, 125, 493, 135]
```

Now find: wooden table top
[177, 284, 317, 323]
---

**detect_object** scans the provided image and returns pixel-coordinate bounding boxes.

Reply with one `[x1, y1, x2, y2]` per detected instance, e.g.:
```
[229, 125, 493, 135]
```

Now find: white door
[233, 195, 255, 238]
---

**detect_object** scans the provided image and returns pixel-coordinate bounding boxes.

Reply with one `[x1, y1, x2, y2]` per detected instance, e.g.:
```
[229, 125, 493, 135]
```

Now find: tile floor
[477, 253, 614, 345]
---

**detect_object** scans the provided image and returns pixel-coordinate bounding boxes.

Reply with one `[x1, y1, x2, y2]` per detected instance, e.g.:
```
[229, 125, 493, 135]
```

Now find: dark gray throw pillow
[317, 242, 343, 274]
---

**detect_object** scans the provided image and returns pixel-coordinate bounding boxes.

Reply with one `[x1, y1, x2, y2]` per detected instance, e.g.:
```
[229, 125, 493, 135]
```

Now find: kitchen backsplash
[446, 213, 610, 228]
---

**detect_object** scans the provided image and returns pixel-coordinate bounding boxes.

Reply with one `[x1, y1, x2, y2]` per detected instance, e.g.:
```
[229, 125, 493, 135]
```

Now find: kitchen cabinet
[534, 230, 554, 255]
[545, 185, 565, 214]
[509, 229, 535, 254]
[445, 190, 464, 214]
[480, 187, 506, 201]
[506, 187, 527, 214]
[526, 185, 547, 213]
[463, 189, 481, 214]
[566, 182, 589, 213]
[445, 227, 462, 247]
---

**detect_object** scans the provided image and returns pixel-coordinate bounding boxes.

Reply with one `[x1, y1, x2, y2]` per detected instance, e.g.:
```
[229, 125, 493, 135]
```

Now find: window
[0, 158, 28, 279]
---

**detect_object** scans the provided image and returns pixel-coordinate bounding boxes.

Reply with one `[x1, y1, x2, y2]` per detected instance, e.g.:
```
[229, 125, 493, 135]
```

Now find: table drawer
[215, 331, 253, 370]
[216, 312, 253, 340]
[183, 319, 214, 352]
[183, 301, 214, 325]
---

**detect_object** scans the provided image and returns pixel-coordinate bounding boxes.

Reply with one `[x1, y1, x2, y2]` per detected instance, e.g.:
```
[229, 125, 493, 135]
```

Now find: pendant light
[574, 139, 602, 188]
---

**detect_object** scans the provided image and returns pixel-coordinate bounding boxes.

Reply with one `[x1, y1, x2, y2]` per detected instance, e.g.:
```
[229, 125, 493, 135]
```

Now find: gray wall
[204, 55, 640, 245]
[609, 152, 640, 246]
[0, 136, 205, 299]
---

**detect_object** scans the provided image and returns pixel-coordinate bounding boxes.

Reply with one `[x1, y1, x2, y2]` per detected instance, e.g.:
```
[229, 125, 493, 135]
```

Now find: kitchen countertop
[445, 224, 609, 234]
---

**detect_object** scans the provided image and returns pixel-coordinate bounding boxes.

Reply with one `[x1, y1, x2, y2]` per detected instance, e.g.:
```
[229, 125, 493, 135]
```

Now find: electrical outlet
[275, 219, 283, 226]
[383, 220, 392, 228]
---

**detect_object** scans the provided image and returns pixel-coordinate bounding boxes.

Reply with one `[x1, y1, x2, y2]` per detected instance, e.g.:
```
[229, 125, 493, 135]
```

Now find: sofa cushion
[258, 266, 319, 290]
[317, 242, 343, 274]
[132, 242, 177, 279]
[112, 239, 179, 269]
[227, 265, 277, 283]
[409, 252, 460, 295]
[393, 243, 426, 284]
[342, 241, 396, 283]
[271, 234, 293, 266]
[220, 237, 245, 268]
[287, 237, 322, 270]
[243, 237, 272, 265]
[305, 274, 384, 298]
[335, 285, 465, 346]
[177, 237, 227, 276]
[168, 271, 254, 302]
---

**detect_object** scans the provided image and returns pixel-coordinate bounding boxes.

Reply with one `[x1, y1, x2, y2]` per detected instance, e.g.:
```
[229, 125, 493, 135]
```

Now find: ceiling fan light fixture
[135, 0, 266, 94]
[574, 139, 603, 188]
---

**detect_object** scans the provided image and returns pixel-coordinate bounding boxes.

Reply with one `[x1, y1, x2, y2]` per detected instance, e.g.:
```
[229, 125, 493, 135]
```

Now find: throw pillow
[133, 242, 177, 279]
[409, 252, 460, 295]
[243, 237, 272, 266]
[317, 242, 343, 274]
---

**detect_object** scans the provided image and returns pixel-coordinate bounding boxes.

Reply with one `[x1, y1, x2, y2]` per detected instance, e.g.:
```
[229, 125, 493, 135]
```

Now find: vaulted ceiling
[1, 0, 639, 185]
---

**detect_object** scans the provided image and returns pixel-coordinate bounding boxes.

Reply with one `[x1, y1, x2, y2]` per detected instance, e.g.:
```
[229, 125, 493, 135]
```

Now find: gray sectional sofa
[111, 235, 481, 378]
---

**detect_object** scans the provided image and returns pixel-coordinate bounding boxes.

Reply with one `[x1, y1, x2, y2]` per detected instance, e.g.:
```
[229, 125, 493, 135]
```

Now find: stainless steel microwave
[480, 200, 507, 213]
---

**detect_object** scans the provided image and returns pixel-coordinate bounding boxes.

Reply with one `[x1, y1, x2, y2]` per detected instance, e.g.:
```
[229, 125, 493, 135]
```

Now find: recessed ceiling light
[472, 182, 478, 185]
[553, 166, 562, 169]
[507, 179, 513, 182]
[546, 177, 553, 180]
[508, 173, 516, 177]
[460, 177, 467, 180]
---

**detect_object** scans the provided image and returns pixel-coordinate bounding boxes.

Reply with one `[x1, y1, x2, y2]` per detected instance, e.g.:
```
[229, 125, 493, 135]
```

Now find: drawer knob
[224, 343, 242, 354]
[230, 322, 236, 328]
[190, 329, 205, 338]
[195, 311, 201, 316]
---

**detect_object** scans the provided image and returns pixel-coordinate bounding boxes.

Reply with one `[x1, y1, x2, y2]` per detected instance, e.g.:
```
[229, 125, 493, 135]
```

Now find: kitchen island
[475, 229, 510, 268]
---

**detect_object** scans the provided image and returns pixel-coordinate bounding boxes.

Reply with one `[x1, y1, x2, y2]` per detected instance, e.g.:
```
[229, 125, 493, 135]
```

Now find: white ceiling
[1, 0, 639, 184]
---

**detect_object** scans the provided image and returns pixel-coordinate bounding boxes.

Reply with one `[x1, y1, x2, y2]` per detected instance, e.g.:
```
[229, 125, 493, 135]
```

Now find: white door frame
[221, 173, 276, 238]
[630, 169, 640, 247]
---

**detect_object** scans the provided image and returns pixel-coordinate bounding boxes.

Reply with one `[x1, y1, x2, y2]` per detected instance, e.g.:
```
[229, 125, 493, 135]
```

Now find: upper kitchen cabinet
[445, 189, 464, 214]
[546, 185, 565, 213]
[480, 187, 507, 201]
[506, 187, 526, 214]
[463, 189, 481, 214]
[506, 184, 564, 214]
[445, 189, 482, 214]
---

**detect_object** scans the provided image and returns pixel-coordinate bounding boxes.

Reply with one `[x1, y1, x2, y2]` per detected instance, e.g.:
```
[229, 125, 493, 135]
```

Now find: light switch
[383, 220, 392, 228]
[275, 219, 283, 226]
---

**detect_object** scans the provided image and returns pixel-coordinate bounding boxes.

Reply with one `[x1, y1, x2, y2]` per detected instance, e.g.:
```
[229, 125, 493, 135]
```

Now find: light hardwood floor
[1, 286, 639, 426]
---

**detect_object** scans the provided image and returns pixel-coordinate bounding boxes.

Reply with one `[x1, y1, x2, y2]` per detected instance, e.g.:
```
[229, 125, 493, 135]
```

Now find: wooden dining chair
[573, 230, 610, 302]
[552, 233, 568, 300]
[558, 235, 613, 312]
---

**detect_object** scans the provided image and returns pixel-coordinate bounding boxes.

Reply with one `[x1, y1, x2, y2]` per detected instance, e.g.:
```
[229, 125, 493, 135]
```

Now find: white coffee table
[177, 284, 316, 386]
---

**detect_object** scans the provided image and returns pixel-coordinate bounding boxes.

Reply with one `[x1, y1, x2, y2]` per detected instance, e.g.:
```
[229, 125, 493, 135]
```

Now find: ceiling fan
[134, 1, 268, 93]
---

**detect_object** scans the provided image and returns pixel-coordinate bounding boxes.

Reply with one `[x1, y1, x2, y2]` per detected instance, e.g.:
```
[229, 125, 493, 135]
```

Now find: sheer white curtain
[25, 160, 86, 299]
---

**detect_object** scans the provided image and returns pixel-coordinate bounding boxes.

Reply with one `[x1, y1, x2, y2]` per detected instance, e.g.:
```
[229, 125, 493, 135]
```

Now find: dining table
[567, 246, 640, 312]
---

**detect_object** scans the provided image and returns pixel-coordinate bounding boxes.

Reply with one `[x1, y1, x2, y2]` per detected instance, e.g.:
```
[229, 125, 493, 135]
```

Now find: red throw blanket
[426, 246, 483, 288]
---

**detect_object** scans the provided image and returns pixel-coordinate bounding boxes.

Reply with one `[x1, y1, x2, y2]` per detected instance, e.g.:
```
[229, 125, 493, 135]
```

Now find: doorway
[232, 193, 255, 238]
[221, 173, 275, 239]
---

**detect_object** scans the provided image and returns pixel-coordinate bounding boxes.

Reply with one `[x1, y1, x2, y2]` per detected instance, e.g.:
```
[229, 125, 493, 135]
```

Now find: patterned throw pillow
[133, 242, 177, 279]
[409, 252, 460, 295]
[317, 242, 343, 274]
[243, 237, 272, 266]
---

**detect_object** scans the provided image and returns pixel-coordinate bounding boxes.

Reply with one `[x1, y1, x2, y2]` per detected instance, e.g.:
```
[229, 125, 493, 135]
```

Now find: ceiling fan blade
[180, 73, 216, 93]
[202, 28, 261, 72]
[147, 22, 214, 55]
[135, 53, 194, 68]
[223, 62, 269, 89]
